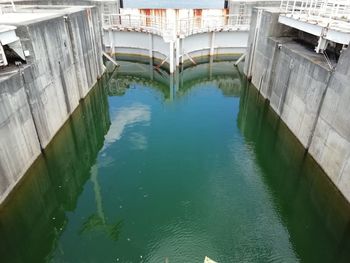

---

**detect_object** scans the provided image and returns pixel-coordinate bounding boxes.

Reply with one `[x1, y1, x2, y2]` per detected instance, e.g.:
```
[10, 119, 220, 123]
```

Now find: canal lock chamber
[1, 59, 350, 262]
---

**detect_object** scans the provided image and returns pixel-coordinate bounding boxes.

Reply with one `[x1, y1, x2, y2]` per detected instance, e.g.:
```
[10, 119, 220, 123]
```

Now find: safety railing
[103, 13, 251, 39]
[0, 4, 15, 14]
[103, 14, 169, 36]
[281, 0, 350, 22]
[178, 14, 251, 36]
[280, 0, 350, 30]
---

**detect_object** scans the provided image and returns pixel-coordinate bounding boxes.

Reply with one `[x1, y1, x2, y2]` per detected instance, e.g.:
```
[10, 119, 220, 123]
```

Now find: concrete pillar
[175, 67, 179, 93]
[148, 33, 153, 58]
[169, 73, 174, 101]
[209, 54, 214, 80]
[149, 57, 154, 80]
[181, 37, 184, 64]
[210, 31, 215, 56]
[108, 29, 114, 54]
[169, 41, 174, 74]
[175, 38, 180, 66]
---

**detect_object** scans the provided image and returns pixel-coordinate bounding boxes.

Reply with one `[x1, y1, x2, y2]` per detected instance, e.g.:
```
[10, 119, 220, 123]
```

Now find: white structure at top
[279, 0, 350, 52]
[103, 9, 252, 73]
[103, 11, 251, 40]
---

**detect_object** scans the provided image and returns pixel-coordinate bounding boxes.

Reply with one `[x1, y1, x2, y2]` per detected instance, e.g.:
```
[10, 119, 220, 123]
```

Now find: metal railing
[178, 14, 251, 36]
[280, 0, 350, 30]
[103, 13, 251, 39]
[103, 14, 168, 36]
[0, 4, 15, 14]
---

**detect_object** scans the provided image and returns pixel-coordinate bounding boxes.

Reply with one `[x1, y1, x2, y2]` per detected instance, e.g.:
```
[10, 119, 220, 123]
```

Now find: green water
[1, 61, 350, 263]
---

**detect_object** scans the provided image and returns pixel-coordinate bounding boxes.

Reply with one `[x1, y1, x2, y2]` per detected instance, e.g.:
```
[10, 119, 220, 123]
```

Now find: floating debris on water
[204, 256, 217, 263]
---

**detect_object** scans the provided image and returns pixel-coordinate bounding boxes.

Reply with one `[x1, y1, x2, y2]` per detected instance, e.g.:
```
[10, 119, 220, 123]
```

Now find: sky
[123, 0, 225, 9]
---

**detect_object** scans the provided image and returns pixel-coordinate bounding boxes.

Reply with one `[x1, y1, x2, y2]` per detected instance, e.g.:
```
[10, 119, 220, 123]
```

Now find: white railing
[103, 14, 251, 38]
[178, 14, 251, 36]
[0, 4, 15, 14]
[103, 14, 168, 36]
[280, 0, 350, 29]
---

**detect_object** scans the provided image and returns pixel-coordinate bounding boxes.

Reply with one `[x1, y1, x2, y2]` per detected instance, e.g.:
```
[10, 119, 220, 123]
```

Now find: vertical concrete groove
[64, 16, 84, 99]
[278, 63, 293, 116]
[338, 152, 350, 184]
[86, 9, 99, 80]
[258, 68, 266, 95]
[58, 62, 71, 115]
[80, 16, 93, 87]
[266, 43, 280, 99]
[20, 68, 43, 150]
[306, 69, 334, 150]
[246, 43, 253, 78]
[247, 9, 263, 79]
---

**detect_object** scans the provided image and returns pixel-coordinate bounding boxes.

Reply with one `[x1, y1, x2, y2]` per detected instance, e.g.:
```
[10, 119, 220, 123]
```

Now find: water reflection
[0, 77, 110, 263]
[102, 104, 151, 151]
[106, 59, 242, 101]
[238, 80, 350, 262]
[79, 164, 123, 242]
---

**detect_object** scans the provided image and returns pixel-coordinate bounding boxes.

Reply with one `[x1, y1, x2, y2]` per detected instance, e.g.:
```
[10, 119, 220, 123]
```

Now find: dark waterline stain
[0, 61, 349, 263]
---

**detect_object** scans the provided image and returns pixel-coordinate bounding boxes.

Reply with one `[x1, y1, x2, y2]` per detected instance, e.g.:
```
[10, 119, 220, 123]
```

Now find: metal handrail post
[292, 0, 297, 15]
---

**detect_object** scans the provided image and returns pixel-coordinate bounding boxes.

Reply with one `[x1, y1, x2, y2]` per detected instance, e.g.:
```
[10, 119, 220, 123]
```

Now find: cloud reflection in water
[102, 103, 151, 151]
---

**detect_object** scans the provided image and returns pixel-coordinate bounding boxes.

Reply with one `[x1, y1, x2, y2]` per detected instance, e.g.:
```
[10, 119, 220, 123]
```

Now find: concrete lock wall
[0, 7, 104, 204]
[245, 8, 350, 202]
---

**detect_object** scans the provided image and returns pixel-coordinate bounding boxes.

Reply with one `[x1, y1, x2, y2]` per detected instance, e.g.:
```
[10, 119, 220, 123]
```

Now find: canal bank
[0, 5, 104, 204]
[245, 7, 350, 203]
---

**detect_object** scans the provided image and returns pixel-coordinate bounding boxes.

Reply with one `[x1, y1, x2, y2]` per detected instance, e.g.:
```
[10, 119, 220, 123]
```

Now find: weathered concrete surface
[0, 6, 104, 204]
[245, 8, 350, 202]
[309, 48, 350, 198]
[0, 67, 41, 201]
[1, 6, 104, 148]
